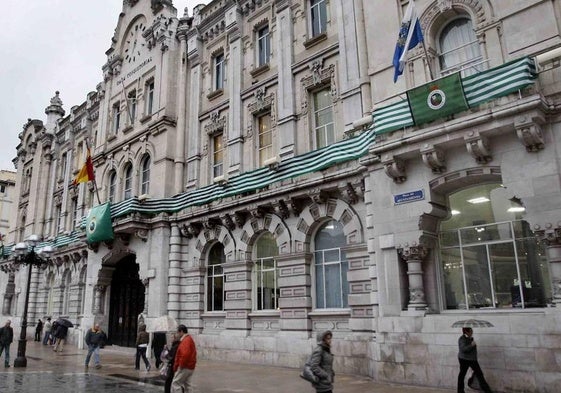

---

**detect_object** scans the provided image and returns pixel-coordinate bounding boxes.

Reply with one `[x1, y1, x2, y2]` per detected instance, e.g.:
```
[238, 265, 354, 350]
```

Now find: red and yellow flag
[73, 148, 95, 185]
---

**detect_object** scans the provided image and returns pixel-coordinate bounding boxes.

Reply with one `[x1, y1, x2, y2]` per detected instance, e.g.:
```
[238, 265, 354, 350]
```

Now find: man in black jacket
[85, 324, 106, 369]
[457, 327, 493, 393]
[0, 320, 14, 368]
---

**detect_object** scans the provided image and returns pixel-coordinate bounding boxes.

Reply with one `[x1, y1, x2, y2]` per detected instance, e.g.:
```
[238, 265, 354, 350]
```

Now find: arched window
[108, 171, 117, 203]
[207, 243, 225, 311]
[253, 233, 279, 311]
[313, 220, 349, 308]
[439, 183, 551, 310]
[438, 17, 483, 76]
[123, 164, 133, 200]
[140, 155, 150, 195]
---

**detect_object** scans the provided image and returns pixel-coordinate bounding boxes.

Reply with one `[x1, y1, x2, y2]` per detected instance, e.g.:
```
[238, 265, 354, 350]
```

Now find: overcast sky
[0, 0, 205, 171]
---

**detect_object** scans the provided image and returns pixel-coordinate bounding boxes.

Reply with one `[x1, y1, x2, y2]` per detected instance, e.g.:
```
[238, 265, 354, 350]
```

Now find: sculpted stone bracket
[534, 223, 561, 245]
[421, 145, 446, 174]
[180, 222, 202, 238]
[383, 155, 407, 183]
[515, 114, 545, 152]
[465, 133, 492, 164]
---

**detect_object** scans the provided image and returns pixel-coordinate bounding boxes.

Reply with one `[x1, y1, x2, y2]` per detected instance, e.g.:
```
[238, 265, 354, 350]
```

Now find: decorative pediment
[300, 61, 337, 114]
[205, 110, 227, 135]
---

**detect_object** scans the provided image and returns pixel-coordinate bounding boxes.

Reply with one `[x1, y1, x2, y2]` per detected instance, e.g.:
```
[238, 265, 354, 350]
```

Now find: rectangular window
[124, 167, 132, 200]
[310, 0, 327, 37]
[146, 81, 154, 115]
[257, 25, 270, 67]
[71, 199, 79, 229]
[212, 134, 224, 178]
[60, 153, 67, 181]
[258, 113, 273, 166]
[0, 184, 5, 194]
[313, 89, 334, 148]
[75, 143, 83, 170]
[314, 247, 349, 308]
[255, 257, 278, 310]
[214, 54, 225, 90]
[113, 103, 121, 133]
[57, 209, 64, 234]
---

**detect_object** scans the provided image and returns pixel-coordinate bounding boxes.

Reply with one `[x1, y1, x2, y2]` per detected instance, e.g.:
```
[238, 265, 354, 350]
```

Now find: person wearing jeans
[85, 324, 106, 369]
[135, 324, 151, 371]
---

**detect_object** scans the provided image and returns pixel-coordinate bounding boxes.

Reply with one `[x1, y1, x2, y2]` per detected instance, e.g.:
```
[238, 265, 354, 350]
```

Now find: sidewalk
[1, 340, 455, 393]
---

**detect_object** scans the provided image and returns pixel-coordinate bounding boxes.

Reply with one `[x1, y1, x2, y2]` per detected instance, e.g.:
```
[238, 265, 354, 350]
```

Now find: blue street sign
[394, 189, 424, 205]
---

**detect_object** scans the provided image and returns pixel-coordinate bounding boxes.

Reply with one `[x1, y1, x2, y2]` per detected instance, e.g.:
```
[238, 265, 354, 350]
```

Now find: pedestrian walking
[135, 324, 151, 371]
[52, 321, 68, 352]
[457, 327, 493, 393]
[164, 333, 180, 393]
[309, 330, 335, 393]
[34, 319, 43, 342]
[0, 320, 14, 368]
[152, 331, 166, 368]
[171, 324, 197, 393]
[85, 323, 106, 369]
[42, 317, 52, 345]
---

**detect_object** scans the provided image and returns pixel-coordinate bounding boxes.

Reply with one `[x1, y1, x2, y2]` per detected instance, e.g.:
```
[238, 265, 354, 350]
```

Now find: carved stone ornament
[276, 200, 290, 219]
[399, 244, 429, 261]
[248, 87, 276, 117]
[421, 145, 446, 173]
[465, 133, 492, 164]
[222, 214, 235, 231]
[534, 222, 561, 246]
[135, 229, 149, 242]
[345, 183, 358, 205]
[205, 110, 227, 135]
[300, 62, 337, 114]
[515, 115, 545, 152]
[383, 155, 407, 183]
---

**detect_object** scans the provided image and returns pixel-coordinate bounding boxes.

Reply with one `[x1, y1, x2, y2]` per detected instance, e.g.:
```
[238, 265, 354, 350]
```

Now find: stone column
[93, 284, 106, 315]
[535, 224, 561, 305]
[167, 224, 183, 319]
[142, 278, 150, 315]
[174, 30, 189, 194]
[399, 245, 428, 310]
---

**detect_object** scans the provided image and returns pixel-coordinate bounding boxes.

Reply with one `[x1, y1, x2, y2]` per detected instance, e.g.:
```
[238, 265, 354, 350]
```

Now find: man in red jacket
[172, 324, 197, 393]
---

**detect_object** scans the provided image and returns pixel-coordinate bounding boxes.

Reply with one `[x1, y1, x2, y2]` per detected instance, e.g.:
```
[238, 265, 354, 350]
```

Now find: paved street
[0, 340, 455, 393]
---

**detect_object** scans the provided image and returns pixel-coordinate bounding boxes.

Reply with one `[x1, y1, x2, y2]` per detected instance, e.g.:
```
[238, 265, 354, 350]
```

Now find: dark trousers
[34, 329, 42, 341]
[135, 346, 150, 370]
[458, 358, 492, 393]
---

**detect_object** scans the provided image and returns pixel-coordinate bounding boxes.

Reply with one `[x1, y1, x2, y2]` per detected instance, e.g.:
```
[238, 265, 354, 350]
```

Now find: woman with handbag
[135, 324, 151, 371]
[164, 333, 181, 393]
[309, 330, 335, 393]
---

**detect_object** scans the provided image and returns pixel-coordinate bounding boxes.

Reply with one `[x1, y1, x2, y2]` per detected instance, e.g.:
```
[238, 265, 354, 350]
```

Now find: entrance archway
[107, 255, 144, 347]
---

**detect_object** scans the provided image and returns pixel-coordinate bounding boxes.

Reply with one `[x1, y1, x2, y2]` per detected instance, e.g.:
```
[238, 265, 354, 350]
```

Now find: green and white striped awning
[109, 126, 377, 219]
[373, 57, 537, 135]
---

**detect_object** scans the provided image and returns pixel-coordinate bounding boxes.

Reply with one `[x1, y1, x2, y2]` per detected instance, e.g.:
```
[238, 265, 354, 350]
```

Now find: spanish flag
[73, 148, 95, 185]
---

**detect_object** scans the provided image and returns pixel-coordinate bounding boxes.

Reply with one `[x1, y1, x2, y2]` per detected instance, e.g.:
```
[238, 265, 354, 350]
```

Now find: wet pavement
[0, 340, 455, 392]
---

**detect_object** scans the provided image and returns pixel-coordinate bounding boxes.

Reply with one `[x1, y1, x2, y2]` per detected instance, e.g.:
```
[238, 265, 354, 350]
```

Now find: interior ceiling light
[507, 206, 526, 212]
[467, 197, 490, 204]
[451, 210, 460, 215]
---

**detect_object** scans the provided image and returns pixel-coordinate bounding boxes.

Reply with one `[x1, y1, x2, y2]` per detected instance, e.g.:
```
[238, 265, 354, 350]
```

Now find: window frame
[123, 164, 133, 200]
[214, 53, 225, 91]
[128, 90, 137, 123]
[257, 113, 273, 167]
[310, 0, 327, 38]
[253, 232, 279, 311]
[206, 243, 226, 312]
[312, 88, 335, 149]
[212, 133, 224, 179]
[140, 155, 150, 195]
[146, 80, 155, 116]
[257, 25, 271, 67]
[113, 102, 121, 134]
[108, 171, 117, 203]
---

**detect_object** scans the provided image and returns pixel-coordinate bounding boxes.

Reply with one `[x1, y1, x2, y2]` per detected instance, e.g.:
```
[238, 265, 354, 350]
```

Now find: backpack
[299, 353, 319, 384]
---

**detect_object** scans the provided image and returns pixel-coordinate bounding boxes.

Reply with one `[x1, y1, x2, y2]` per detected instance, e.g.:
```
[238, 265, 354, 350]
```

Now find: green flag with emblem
[407, 72, 469, 126]
[86, 202, 114, 243]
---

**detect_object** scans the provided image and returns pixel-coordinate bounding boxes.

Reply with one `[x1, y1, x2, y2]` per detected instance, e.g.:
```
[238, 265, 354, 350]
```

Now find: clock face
[124, 22, 147, 64]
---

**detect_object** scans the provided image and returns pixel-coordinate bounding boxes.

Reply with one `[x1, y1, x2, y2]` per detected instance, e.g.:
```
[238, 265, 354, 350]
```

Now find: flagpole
[85, 139, 102, 205]
[421, 40, 435, 81]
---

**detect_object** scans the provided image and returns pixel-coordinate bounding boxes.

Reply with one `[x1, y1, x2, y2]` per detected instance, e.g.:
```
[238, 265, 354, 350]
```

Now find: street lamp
[12, 234, 55, 368]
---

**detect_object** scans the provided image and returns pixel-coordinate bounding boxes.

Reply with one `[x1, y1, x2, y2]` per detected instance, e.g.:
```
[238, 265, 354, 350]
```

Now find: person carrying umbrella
[53, 318, 72, 352]
[457, 327, 493, 393]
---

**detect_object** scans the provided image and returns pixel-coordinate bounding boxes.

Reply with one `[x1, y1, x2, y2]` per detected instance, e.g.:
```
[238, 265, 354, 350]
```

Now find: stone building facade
[1, 0, 561, 391]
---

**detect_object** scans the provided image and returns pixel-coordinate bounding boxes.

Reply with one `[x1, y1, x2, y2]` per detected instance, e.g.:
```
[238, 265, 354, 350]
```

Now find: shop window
[140, 154, 150, 195]
[253, 233, 279, 311]
[313, 88, 334, 148]
[207, 243, 225, 312]
[438, 17, 484, 76]
[439, 183, 551, 309]
[314, 220, 349, 308]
